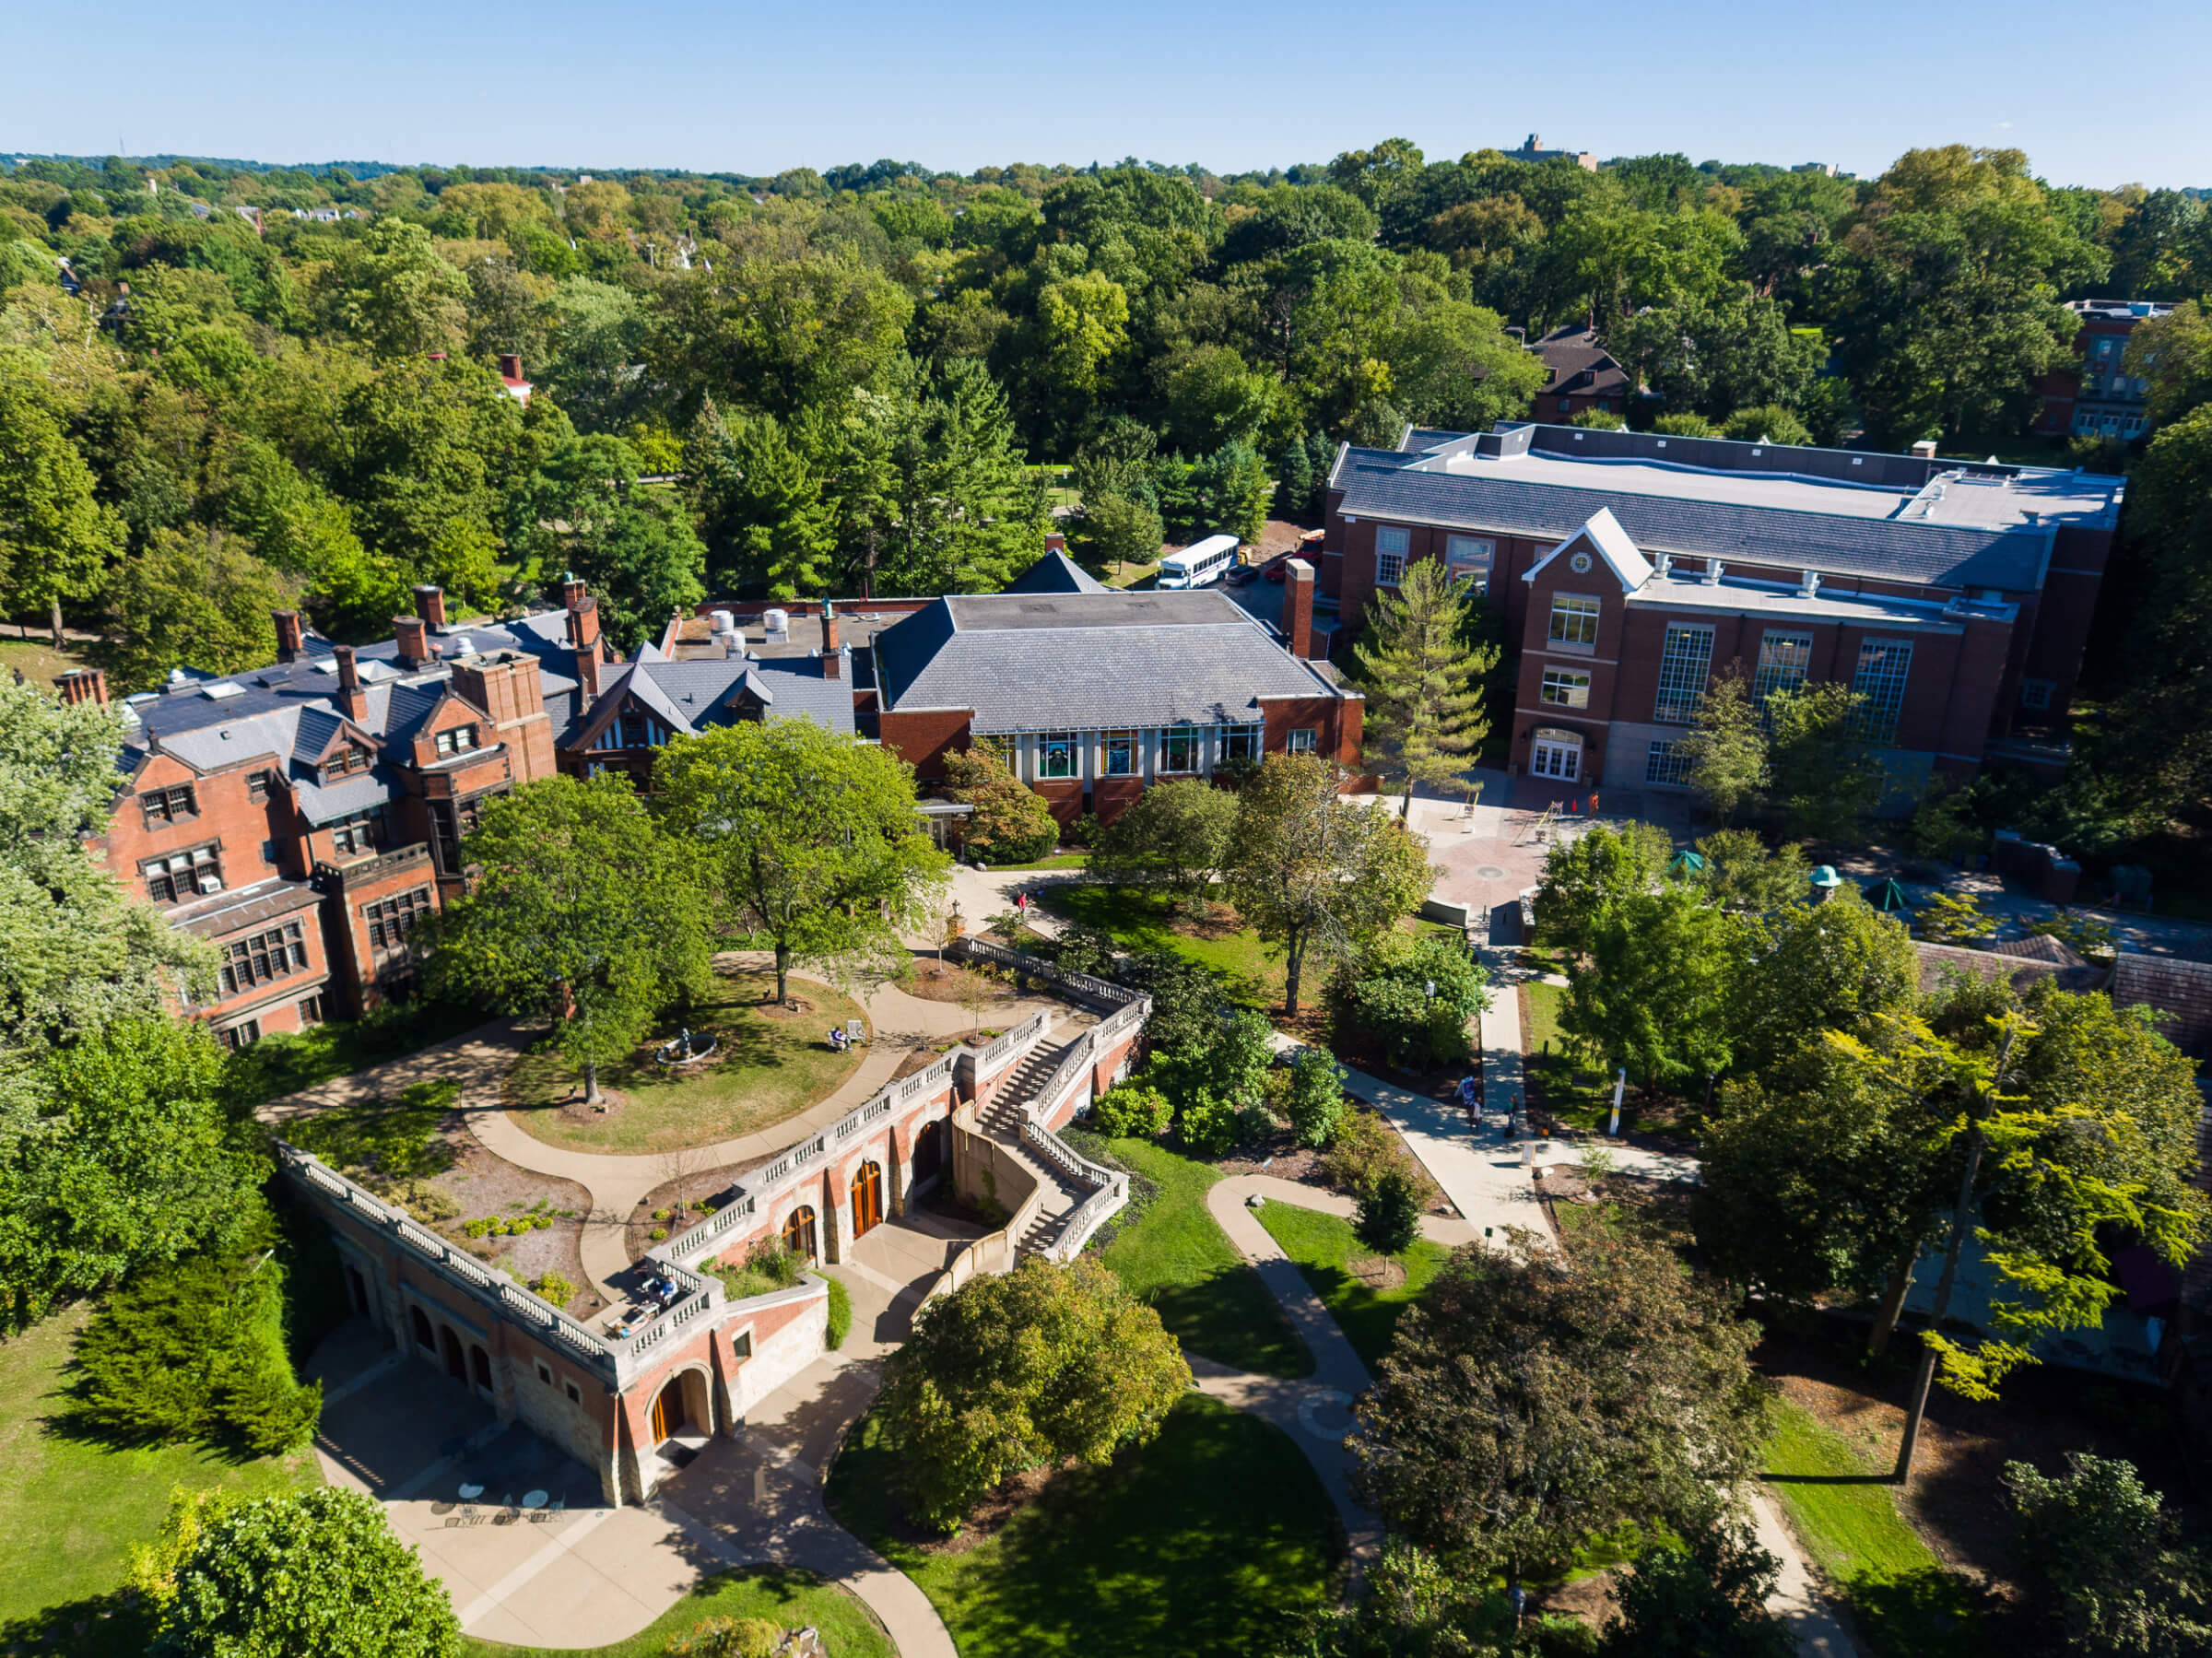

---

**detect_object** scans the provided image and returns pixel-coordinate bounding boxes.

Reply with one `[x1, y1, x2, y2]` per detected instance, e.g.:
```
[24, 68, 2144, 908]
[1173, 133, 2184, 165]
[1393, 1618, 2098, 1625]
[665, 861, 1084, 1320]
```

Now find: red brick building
[1322, 422, 2126, 805]
[2031, 299, 2171, 440]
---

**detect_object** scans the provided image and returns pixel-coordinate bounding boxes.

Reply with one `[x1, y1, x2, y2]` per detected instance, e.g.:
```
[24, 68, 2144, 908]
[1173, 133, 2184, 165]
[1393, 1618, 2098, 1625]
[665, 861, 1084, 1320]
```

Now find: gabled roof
[1531, 326, 1630, 398]
[2112, 952, 2212, 1057]
[1003, 550, 1110, 595]
[1911, 941, 2107, 998]
[1521, 509, 1653, 592]
[874, 588, 1352, 735]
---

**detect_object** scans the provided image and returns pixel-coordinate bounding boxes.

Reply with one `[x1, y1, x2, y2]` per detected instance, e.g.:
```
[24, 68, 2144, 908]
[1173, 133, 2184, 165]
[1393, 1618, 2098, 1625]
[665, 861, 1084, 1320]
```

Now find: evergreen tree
[1353, 558, 1498, 817]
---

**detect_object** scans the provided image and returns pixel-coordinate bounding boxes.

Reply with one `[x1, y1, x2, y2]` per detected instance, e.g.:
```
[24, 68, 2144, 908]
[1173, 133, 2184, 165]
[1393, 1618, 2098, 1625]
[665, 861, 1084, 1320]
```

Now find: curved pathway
[263, 953, 1065, 1298]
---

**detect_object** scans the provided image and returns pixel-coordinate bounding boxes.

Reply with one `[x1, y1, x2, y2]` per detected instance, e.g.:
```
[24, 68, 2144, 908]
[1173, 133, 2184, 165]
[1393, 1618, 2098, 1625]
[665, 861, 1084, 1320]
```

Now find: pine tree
[1352, 558, 1499, 817]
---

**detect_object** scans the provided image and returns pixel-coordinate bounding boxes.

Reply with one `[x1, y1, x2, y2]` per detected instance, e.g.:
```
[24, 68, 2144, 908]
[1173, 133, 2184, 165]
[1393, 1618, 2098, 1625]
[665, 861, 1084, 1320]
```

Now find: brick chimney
[1044, 531, 1066, 553]
[55, 667, 108, 709]
[393, 615, 434, 668]
[820, 598, 841, 654]
[272, 609, 305, 664]
[497, 353, 524, 382]
[413, 583, 449, 631]
[561, 572, 588, 613]
[1281, 559, 1316, 659]
[568, 598, 602, 699]
[334, 645, 369, 720]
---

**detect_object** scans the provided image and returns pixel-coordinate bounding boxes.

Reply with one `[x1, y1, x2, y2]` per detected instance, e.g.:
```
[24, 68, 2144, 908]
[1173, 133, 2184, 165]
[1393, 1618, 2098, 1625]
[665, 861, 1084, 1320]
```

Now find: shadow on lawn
[1846, 1563, 1987, 1656]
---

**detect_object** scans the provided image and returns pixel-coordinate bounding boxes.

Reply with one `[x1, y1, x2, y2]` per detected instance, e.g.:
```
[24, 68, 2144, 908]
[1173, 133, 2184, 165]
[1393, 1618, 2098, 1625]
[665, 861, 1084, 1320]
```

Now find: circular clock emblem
[1570, 550, 1593, 572]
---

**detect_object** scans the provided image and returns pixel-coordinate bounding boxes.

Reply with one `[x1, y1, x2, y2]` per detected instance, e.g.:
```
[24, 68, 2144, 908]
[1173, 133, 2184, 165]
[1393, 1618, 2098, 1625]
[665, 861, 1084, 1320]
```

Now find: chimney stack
[1281, 559, 1316, 659]
[272, 609, 305, 664]
[1044, 531, 1066, 553]
[55, 668, 109, 709]
[1911, 439, 1939, 461]
[334, 644, 369, 720]
[568, 598, 602, 698]
[498, 352, 523, 382]
[561, 572, 588, 613]
[413, 583, 449, 631]
[820, 598, 841, 656]
[393, 615, 434, 668]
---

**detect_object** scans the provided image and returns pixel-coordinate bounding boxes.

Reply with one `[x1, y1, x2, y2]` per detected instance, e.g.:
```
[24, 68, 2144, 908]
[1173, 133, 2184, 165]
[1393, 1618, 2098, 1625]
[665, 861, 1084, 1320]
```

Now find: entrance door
[850, 1161, 885, 1240]
[782, 1205, 818, 1263]
[912, 1119, 945, 1183]
[1531, 735, 1582, 782]
[650, 1376, 686, 1443]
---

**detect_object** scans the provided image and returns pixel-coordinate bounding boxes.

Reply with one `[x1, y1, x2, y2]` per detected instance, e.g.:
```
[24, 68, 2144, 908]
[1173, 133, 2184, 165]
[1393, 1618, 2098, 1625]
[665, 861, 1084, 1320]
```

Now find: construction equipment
[1520, 803, 1561, 845]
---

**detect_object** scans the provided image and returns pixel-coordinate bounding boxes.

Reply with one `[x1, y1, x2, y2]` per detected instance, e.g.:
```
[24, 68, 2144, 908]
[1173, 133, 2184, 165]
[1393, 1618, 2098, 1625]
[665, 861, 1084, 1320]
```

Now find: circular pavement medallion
[1474, 864, 1508, 880]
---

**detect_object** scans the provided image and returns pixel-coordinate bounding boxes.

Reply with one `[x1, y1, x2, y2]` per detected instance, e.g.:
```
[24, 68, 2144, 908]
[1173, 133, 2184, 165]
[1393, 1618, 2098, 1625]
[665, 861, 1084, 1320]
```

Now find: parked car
[1224, 561, 1258, 586]
[1263, 555, 1290, 583]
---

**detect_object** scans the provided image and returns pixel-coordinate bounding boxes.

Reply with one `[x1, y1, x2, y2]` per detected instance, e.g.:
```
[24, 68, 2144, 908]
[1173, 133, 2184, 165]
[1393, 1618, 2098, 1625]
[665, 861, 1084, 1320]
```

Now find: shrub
[1335, 933, 1487, 1069]
[1233, 1102, 1277, 1146]
[1178, 1089, 1237, 1158]
[650, 1227, 668, 1241]
[1320, 1109, 1434, 1205]
[878, 1258, 1189, 1533]
[2006, 1452, 2212, 1655]
[1090, 1081, 1173, 1138]
[712, 1243, 806, 1301]
[532, 1271, 578, 1307]
[653, 1208, 671, 1222]
[826, 1275, 852, 1349]
[71, 1217, 324, 1457]
[1599, 1506, 1794, 1658]
[664, 1617, 783, 1657]
[1284, 1048, 1348, 1148]
[945, 744, 1058, 864]
[1356, 1171, 1423, 1254]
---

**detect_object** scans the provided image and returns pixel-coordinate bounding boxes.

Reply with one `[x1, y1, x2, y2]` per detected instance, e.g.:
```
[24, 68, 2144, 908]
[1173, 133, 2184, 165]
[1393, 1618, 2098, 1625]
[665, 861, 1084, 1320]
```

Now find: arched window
[782, 1205, 818, 1262]
[440, 1326, 465, 1382]
[650, 1376, 688, 1443]
[850, 1161, 884, 1240]
[912, 1119, 946, 1182]
[470, 1346, 492, 1391]
[410, 1306, 434, 1349]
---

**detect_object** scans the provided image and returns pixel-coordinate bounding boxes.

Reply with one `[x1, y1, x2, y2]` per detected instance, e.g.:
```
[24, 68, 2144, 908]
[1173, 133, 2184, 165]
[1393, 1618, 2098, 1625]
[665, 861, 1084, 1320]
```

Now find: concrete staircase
[976, 1019, 1098, 1260]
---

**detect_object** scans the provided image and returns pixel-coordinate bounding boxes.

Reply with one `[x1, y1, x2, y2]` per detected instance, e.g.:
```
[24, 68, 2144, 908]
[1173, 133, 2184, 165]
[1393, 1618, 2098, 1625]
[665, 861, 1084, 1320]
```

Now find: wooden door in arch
[650, 1376, 686, 1444]
[782, 1205, 818, 1262]
[850, 1160, 885, 1240]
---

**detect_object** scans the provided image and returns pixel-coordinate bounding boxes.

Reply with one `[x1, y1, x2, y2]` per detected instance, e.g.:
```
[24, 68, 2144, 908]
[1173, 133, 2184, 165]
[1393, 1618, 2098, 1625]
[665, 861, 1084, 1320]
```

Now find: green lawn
[1089, 1135, 1309, 1379]
[504, 970, 868, 1154]
[1521, 980, 1612, 1132]
[0, 634, 88, 694]
[1761, 1402, 1981, 1658]
[979, 852, 1090, 872]
[827, 1394, 1344, 1658]
[1253, 1202, 1450, 1370]
[1039, 886, 1286, 1006]
[464, 1566, 893, 1658]
[225, 999, 494, 1109]
[0, 1305, 319, 1644]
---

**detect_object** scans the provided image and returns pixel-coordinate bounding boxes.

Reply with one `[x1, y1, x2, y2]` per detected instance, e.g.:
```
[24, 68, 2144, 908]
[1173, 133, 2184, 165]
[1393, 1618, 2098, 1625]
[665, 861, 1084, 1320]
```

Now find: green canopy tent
[1864, 876, 1915, 913]
[1667, 850, 1707, 878]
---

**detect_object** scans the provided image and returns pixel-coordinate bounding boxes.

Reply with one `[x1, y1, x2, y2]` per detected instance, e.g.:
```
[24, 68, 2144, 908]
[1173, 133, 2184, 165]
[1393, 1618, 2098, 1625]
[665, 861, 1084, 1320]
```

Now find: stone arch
[346, 1264, 371, 1320]
[849, 1159, 885, 1241]
[912, 1117, 947, 1185]
[781, 1203, 818, 1263]
[645, 1361, 715, 1443]
[470, 1344, 493, 1393]
[410, 1305, 435, 1351]
[439, 1325, 465, 1382]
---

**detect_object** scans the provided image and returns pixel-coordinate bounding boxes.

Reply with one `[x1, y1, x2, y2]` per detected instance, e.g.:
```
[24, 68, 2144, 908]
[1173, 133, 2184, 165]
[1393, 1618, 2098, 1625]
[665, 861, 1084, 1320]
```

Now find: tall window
[1548, 594, 1600, 650]
[247, 770, 274, 805]
[1645, 741, 1693, 786]
[364, 888, 432, 954]
[1444, 535, 1492, 593]
[1102, 732, 1135, 776]
[139, 784, 197, 828]
[1286, 728, 1317, 755]
[1752, 630, 1813, 726]
[1221, 723, 1263, 762]
[219, 922, 308, 996]
[1159, 729, 1198, 773]
[142, 845, 221, 904]
[1850, 640, 1913, 744]
[1375, 525, 1409, 587]
[1653, 623, 1715, 723]
[618, 711, 663, 749]
[1540, 667, 1591, 709]
[1037, 733, 1077, 780]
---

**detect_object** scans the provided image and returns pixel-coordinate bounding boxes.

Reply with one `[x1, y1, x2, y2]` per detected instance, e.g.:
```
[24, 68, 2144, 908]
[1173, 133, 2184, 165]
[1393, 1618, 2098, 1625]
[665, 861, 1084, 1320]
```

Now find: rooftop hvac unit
[763, 607, 790, 641]
[711, 609, 735, 634]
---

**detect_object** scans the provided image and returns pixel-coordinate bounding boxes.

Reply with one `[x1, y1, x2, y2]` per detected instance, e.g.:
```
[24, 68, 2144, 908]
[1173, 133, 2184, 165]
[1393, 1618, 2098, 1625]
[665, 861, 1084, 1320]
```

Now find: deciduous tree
[655, 718, 948, 1003]
[1090, 778, 1237, 913]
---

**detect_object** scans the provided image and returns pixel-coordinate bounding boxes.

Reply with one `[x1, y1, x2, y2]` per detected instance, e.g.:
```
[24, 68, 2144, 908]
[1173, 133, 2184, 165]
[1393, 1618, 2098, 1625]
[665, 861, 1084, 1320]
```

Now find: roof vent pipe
[1798, 570, 1821, 598]
[1702, 559, 1725, 585]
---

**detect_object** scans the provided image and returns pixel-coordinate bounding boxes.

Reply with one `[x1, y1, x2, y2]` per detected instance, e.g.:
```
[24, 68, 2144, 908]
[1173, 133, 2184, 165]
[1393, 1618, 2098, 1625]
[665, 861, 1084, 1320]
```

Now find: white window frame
[1101, 731, 1135, 776]
[1444, 535, 1492, 593]
[1036, 732, 1077, 781]
[1548, 594, 1600, 652]
[1539, 667, 1591, 710]
[1653, 622, 1715, 724]
[1530, 731, 1582, 782]
[1220, 723, 1263, 762]
[1645, 741, 1693, 787]
[1375, 525, 1409, 588]
[1849, 639, 1914, 745]
[1285, 728, 1317, 755]
[1158, 729, 1199, 774]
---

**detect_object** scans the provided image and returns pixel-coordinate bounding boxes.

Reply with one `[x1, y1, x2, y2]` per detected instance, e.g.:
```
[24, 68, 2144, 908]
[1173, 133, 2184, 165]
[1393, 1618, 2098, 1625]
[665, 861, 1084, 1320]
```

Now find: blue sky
[10, 0, 2209, 188]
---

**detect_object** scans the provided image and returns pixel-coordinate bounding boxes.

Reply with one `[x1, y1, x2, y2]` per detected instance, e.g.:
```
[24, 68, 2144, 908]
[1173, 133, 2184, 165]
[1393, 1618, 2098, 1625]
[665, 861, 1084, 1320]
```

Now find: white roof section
[1521, 509, 1653, 593]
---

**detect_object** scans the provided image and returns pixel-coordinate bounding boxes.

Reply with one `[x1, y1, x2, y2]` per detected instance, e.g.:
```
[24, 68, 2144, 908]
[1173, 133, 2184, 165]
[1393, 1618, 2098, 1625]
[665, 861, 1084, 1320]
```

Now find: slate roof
[1994, 934, 2092, 969]
[1002, 550, 1109, 595]
[1531, 325, 1631, 400]
[874, 589, 1352, 734]
[584, 652, 858, 742]
[1335, 453, 2052, 592]
[2111, 953, 2212, 1057]
[1911, 942, 2107, 998]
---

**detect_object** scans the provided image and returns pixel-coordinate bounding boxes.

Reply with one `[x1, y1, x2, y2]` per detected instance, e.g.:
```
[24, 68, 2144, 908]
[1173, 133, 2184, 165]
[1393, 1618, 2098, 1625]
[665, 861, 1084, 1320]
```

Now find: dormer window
[434, 724, 480, 758]
[322, 746, 371, 783]
[139, 784, 197, 828]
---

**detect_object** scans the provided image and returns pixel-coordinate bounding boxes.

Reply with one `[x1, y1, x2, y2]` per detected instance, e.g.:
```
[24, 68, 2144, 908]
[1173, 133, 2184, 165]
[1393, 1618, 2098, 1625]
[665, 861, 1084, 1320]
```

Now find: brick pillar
[1282, 559, 1315, 657]
[393, 615, 433, 668]
[55, 668, 109, 708]
[413, 584, 449, 630]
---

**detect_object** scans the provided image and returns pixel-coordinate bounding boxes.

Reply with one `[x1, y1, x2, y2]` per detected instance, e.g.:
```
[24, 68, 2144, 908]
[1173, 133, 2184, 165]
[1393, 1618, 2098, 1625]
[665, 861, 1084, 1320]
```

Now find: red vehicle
[1262, 555, 1290, 583]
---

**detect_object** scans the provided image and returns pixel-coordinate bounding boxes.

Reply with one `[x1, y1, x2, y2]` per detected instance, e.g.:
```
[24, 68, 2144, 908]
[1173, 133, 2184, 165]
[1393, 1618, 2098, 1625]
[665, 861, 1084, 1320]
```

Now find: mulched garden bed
[622, 1159, 772, 1261]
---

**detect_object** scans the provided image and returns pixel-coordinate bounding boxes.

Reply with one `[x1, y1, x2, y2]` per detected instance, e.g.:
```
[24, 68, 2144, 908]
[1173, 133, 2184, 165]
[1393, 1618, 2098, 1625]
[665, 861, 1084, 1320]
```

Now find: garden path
[261, 954, 1063, 1299]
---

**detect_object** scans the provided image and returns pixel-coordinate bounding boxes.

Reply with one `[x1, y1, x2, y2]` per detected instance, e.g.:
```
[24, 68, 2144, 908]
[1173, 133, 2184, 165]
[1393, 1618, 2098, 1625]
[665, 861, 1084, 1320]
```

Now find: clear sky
[10, 0, 2209, 189]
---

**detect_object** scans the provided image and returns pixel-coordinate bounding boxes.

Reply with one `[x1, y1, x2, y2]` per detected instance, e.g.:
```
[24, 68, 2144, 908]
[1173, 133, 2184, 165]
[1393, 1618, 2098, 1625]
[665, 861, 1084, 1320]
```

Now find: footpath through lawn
[829, 1394, 1343, 1658]
[463, 1565, 892, 1658]
[1253, 1202, 1450, 1371]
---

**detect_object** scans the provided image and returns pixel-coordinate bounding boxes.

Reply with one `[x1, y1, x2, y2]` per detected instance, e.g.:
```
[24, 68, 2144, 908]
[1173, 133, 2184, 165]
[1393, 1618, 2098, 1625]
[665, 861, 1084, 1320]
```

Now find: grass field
[827, 1395, 1343, 1658]
[0, 635, 88, 694]
[0, 1305, 318, 1642]
[1039, 886, 1287, 1007]
[1521, 980, 1620, 1133]
[504, 971, 868, 1154]
[1089, 1135, 1309, 1379]
[978, 853, 1090, 872]
[225, 999, 494, 1109]
[1761, 1401, 1980, 1658]
[1253, 1202, 1450, 1370]
[464, 1566, 894, 1658]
